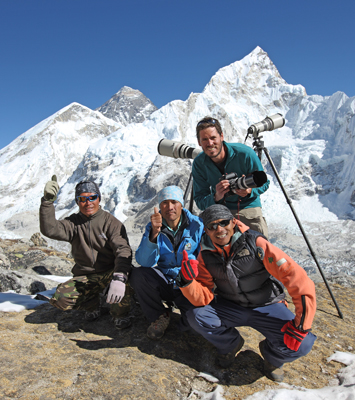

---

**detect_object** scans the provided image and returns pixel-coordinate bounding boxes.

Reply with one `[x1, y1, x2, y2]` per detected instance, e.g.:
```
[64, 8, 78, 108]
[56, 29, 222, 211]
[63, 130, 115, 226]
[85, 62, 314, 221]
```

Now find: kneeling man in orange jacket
[176, 204, 317, 382]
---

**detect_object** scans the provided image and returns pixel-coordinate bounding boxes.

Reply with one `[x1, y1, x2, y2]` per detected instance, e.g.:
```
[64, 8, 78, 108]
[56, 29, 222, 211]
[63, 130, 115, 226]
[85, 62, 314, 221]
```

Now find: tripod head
[244, 113, 285, 160]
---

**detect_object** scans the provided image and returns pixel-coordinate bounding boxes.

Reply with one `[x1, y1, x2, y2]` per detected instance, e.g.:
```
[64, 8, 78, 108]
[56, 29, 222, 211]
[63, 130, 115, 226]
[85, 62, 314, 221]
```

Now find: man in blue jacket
[192, 117, 270, 237]
[130, 186, 204, 340]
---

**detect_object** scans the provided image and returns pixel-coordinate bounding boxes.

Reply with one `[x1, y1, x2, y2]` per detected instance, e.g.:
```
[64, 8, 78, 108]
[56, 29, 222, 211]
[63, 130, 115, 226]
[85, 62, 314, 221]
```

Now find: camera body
[221, 172, 239, 197]
[220, 171, 268, 197]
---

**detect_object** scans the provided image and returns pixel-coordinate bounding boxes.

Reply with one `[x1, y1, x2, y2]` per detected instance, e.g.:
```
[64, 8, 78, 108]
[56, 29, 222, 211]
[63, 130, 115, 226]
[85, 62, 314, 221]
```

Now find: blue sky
[0, 0, 354, 150]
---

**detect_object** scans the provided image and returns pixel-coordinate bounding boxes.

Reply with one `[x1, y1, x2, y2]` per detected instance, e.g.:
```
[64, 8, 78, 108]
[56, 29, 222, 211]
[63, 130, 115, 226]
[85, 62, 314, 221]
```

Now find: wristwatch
[112, 273, 128, 283]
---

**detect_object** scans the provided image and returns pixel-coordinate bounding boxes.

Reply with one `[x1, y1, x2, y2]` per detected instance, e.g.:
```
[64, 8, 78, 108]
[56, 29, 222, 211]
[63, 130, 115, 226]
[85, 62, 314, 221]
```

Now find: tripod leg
[262, 147, 343, 319]
[183, 173, 194, 213]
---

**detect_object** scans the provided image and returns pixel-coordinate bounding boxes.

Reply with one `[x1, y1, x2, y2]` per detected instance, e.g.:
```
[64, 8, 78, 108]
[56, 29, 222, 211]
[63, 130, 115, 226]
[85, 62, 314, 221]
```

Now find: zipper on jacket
[88, 220, 95, 266]
[160, 232, 173, 252]
[226, 238, 248, 275]
[218, 247, 228, 272]
[299, 295, 306, 330]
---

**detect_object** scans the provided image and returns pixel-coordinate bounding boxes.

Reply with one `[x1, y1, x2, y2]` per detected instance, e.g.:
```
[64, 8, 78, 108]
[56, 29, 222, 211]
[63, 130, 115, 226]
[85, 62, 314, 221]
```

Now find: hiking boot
[113, 315, 132, 330]
[217, 336, 245, 368]
[147, 312, 170, 340]
[259, 340, 284, 382]
[84, 308, 101, 321]
[84, 297, 110, 322]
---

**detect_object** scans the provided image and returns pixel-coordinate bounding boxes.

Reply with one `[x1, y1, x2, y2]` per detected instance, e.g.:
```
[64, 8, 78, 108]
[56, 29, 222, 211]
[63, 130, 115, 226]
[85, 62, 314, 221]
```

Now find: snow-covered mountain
[0, 47, 354, 262]
[0, 103, 123, 234]
[96, 86, 157, 126]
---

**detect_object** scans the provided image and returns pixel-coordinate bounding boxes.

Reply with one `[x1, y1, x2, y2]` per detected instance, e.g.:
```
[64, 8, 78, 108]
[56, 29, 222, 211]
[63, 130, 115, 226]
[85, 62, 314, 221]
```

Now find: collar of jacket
[161, 209, 189, 237]
[198, 141, 236, 165]
[200, 227, 244, 255]
[222, 141, 237, 162]
[78, 206, 104, 221]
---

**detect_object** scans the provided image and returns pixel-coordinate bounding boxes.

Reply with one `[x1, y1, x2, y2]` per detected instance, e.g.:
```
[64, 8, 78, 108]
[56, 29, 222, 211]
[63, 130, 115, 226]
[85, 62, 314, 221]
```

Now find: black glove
[44, 175, 59, 202]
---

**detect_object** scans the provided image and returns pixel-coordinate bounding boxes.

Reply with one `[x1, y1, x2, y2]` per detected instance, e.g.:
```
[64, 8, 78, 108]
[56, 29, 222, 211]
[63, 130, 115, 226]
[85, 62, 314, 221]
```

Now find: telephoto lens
[232, 171, 267, 191]
[247, 114, 285, 137]
[157, 139, 202, 159]
[221, 171, 268, 197]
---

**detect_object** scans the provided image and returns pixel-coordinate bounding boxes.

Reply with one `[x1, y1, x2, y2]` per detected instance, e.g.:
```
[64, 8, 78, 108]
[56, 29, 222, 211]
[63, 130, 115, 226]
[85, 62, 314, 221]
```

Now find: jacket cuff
[292, 319, 311, 333]
[112, 272, 128, 283]
[175, 273, 193, 288]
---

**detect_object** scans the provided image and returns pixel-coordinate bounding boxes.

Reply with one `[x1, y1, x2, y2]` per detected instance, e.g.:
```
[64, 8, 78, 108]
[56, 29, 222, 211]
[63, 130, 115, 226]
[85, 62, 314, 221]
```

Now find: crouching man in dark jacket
[177, 204, 317, 382]
[40, 176, 133, 330]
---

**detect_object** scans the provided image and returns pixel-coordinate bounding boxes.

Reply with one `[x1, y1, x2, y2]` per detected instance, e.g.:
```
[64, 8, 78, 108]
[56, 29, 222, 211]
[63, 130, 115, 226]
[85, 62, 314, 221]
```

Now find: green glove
[43, 175, 59, 202]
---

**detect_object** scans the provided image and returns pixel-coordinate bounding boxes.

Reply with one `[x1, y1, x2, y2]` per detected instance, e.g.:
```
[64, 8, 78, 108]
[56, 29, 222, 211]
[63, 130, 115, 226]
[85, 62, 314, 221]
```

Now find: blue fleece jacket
[135, 209, 204, 280]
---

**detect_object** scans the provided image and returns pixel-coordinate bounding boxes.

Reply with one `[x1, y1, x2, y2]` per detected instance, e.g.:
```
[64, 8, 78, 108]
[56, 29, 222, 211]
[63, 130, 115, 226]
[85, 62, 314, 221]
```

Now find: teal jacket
[192, 141, 269, 210]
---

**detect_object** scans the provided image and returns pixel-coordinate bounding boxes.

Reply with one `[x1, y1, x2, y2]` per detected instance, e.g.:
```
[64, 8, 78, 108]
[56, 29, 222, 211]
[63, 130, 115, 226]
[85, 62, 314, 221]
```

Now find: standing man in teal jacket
[192, 116, 269, 237]
[131, 186, 204, 340]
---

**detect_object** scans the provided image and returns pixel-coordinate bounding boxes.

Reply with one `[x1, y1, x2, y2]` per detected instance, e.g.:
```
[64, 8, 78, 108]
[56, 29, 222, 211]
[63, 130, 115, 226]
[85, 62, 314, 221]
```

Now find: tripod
[251, 133, 343, 319]
[183, 173, 195, 213]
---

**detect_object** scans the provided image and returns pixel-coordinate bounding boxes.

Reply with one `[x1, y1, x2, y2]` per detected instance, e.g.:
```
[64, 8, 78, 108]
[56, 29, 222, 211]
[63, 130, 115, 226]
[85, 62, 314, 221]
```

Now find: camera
[157, 139, 202, 160]
[221, 171, 268, 196]
[247, 113, 285, 138]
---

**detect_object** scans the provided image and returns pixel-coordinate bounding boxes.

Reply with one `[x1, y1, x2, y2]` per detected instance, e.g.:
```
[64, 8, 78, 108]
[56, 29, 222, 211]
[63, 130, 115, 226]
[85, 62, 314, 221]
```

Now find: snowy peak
[96, 86, 158, 126]
[203, 47, 306, 124]
[0, 102, 121, 159]
[0, 102, 122, 222]
[205, 47, 284, 93]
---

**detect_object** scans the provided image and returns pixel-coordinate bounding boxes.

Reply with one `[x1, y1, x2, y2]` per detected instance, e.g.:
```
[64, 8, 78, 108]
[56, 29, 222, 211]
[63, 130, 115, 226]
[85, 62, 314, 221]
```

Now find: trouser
[130, 266, 194, 329]
[230, 206, 268, 238]
[186, 297, 316, 367]
[49, 269, 132, 318]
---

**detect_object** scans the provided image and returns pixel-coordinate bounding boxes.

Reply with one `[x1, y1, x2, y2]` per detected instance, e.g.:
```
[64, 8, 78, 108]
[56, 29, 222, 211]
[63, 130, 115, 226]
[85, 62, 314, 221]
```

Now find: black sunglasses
[197, 118, 217, 126]
[76, 194, 99, 203]
[206, 219, 232, 231]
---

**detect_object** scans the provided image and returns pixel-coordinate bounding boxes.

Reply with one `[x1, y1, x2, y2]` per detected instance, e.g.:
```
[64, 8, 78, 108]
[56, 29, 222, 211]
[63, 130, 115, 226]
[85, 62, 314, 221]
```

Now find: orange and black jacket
[180, 221, 316, 331]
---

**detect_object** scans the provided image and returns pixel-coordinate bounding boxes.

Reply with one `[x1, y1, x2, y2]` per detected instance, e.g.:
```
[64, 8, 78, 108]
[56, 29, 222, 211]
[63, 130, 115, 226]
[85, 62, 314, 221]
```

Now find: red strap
[237, 199, 241, 220]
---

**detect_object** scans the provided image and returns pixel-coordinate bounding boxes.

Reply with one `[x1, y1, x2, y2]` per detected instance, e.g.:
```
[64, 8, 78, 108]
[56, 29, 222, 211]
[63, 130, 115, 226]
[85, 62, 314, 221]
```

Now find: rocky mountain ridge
[96, 86, 158, 125]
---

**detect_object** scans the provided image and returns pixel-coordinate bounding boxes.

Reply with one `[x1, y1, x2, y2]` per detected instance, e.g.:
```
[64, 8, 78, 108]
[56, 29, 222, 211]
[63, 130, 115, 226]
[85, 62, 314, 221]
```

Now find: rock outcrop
[0, 237, 73, 294]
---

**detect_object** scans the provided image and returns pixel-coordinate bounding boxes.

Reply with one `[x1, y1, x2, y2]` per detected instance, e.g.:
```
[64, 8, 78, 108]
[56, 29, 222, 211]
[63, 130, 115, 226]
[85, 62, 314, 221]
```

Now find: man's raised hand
[180, 250, 199, 281]
[149, 206, 162, 242]
[44, 175, 59, 202]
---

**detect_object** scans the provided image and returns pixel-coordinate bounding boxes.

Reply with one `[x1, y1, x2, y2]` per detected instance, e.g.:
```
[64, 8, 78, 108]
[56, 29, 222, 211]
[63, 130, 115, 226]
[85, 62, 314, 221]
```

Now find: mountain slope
[0, 46, 354, 246]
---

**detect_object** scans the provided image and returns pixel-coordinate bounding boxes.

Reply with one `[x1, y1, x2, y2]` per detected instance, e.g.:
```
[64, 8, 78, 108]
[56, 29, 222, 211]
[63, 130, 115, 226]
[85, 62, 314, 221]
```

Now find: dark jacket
[40, 198, 132, 276]
[199, 229, 285, 307]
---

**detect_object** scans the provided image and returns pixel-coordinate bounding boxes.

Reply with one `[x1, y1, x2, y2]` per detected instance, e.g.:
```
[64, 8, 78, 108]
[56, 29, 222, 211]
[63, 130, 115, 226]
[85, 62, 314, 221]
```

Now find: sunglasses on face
[76, 194, 99, 203]
[206, 219, 232, 231]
